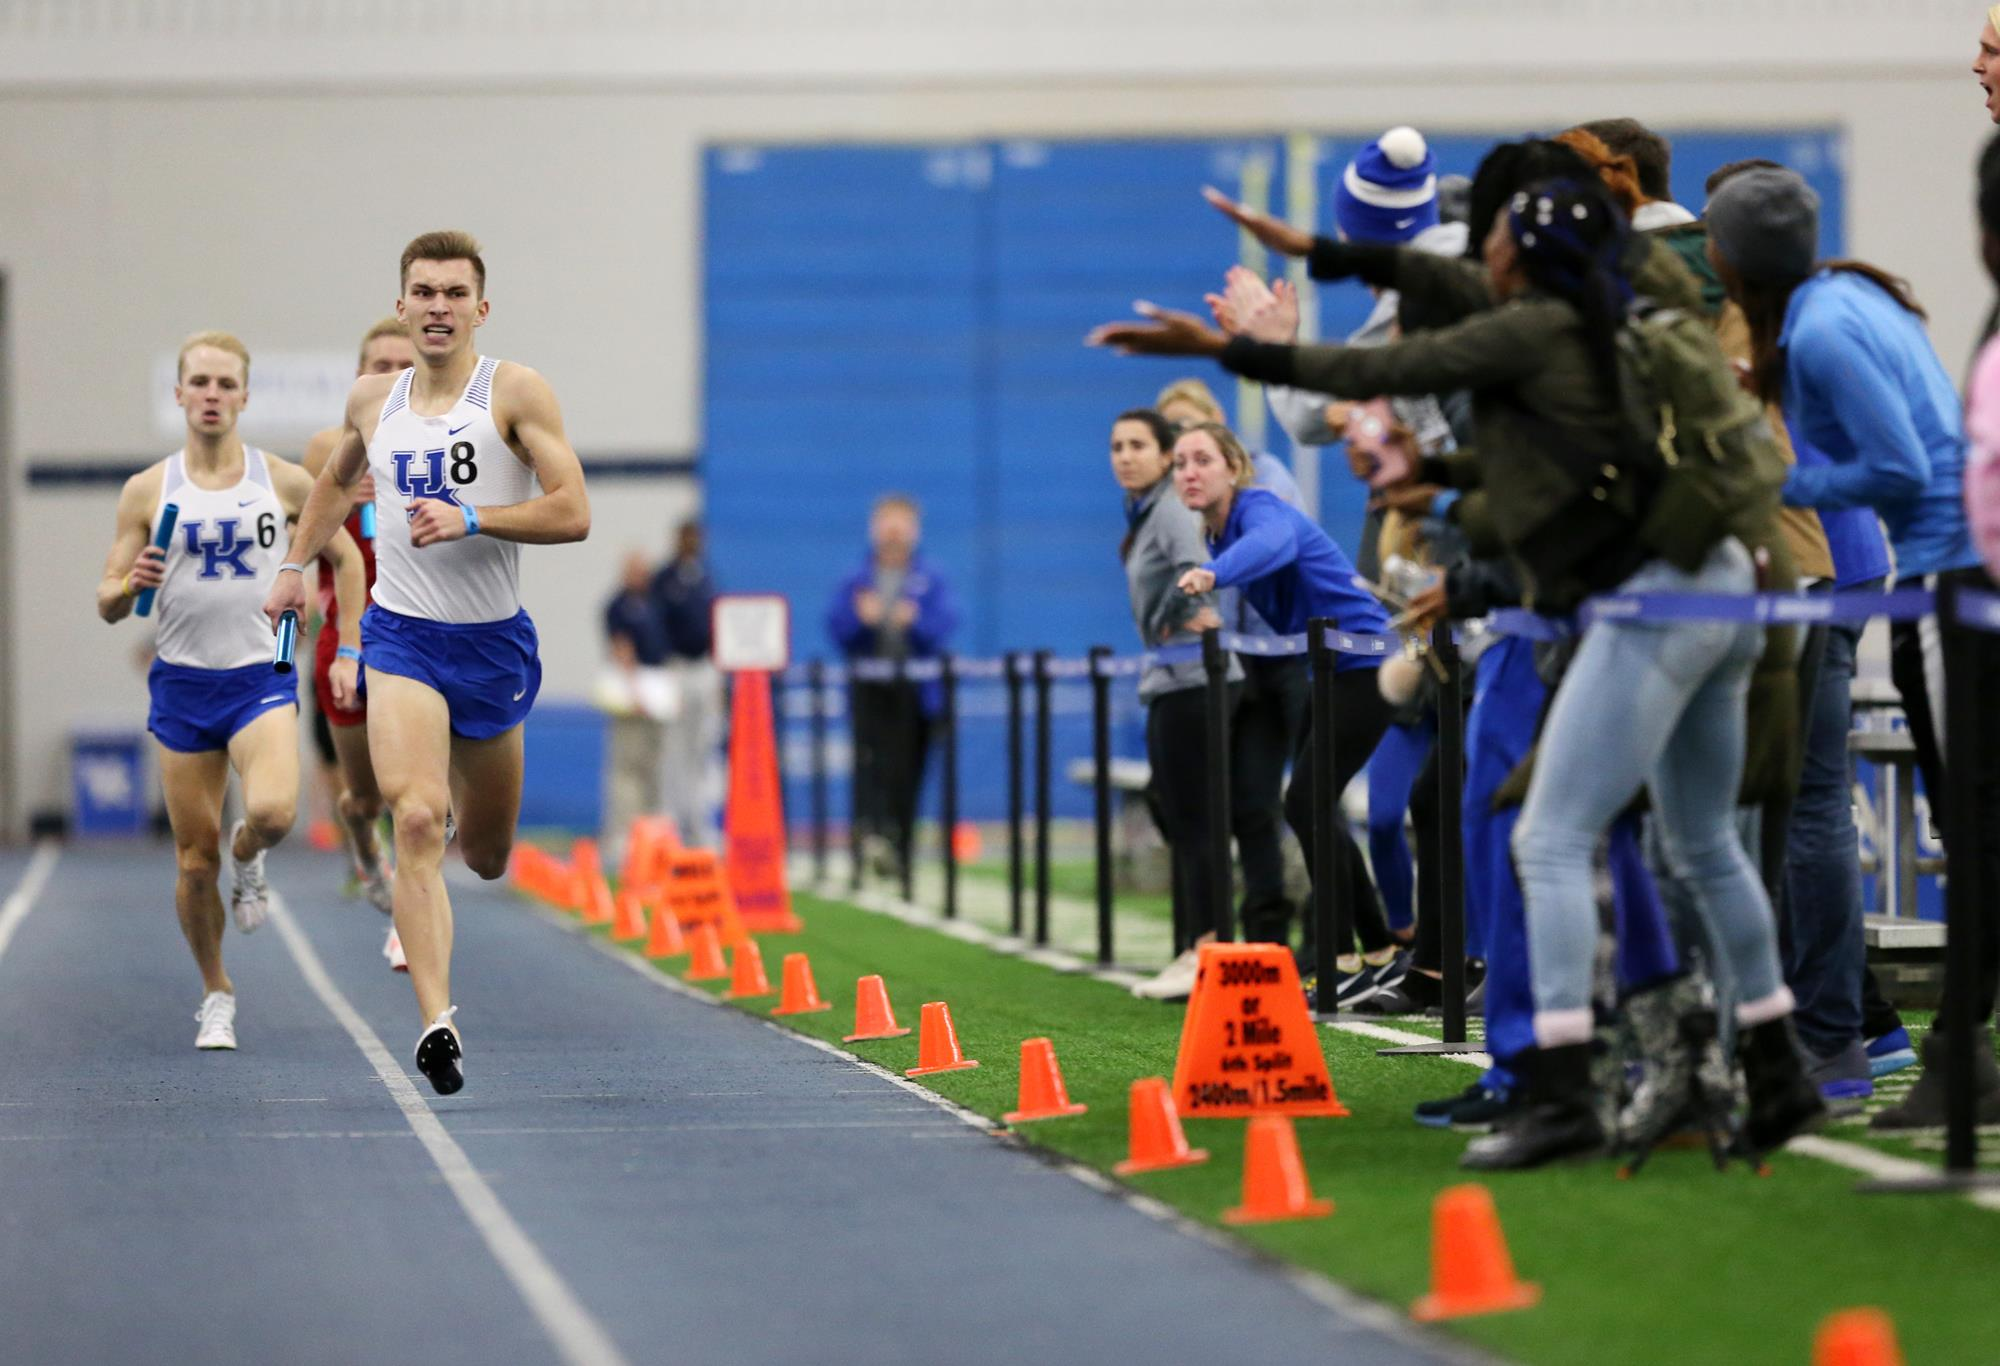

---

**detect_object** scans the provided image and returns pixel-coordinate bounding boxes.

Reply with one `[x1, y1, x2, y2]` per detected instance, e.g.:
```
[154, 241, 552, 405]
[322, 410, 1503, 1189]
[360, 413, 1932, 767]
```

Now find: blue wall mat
[521, 703, 606, 831]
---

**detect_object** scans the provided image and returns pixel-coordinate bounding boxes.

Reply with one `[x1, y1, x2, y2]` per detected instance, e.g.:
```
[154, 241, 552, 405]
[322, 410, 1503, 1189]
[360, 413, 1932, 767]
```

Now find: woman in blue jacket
[1171, 422, 1400, 995]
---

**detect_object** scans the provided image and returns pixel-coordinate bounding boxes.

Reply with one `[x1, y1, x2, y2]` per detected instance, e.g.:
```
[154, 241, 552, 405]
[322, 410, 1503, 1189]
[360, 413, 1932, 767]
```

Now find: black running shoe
[1415, 1081, 1486, 1128]
[415, 1008, 463, 1096]
[1448, 1084, 1522, 1134]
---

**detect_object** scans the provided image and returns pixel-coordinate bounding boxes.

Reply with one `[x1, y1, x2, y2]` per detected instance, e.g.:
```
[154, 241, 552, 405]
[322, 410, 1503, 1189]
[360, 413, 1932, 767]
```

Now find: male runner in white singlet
[98, 331, 368, 1050]
[267, 232, 591, 1094]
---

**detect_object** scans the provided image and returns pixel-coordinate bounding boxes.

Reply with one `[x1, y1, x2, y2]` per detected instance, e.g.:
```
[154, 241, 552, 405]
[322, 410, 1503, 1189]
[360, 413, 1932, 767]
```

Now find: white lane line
[0, 841, 62, 970]
[266, 897, 630, 1366]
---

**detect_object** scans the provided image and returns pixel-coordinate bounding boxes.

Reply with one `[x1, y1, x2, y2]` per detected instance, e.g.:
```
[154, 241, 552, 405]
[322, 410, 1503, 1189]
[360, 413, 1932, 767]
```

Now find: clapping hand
[1204, 266, 1300, 344]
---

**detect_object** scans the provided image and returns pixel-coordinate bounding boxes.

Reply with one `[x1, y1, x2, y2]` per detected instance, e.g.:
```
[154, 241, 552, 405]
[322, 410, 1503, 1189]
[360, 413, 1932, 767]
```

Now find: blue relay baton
[359, 502, 377, 539]
[273, 610, 299, 674]
[132, 501, 179, 618]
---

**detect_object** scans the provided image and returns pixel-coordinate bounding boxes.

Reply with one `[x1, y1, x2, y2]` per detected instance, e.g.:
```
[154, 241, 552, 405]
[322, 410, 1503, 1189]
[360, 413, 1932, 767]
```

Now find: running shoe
[1334, 952, 1406, 1009]
[357, 848, 394, 916]
[1802, 1038, 1874, 1115]
[195, 991, 237, 1050]
[383, 926, 408, 973]
[1864, 1025, 1917, 1078]
[1132, 947, 1200, 1002]
[228, 820, 270, 933]
[1448, 1084, 1522, 1134]
[1414, 1080, 1487, 1128]
[444, 806, 457, 847]
[414, 1007, 463, 1095]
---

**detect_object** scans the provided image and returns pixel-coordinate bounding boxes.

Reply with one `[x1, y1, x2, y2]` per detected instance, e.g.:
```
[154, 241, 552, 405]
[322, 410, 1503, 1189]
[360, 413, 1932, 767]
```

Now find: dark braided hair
[1506, 177, 1635, 394]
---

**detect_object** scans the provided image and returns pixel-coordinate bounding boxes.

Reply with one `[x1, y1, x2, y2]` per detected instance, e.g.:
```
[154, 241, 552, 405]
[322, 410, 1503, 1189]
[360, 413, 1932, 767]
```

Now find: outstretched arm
[408, 364, 591, 548]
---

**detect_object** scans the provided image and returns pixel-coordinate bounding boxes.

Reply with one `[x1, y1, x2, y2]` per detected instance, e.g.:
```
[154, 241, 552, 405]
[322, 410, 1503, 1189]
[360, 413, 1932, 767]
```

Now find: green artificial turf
[960, 858, 1174, 923]
[557, 887, 2000, 1365]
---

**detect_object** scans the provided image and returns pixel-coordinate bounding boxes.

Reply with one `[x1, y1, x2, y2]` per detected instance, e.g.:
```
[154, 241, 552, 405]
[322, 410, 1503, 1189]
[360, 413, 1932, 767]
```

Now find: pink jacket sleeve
[1967, 335, 2000, 584]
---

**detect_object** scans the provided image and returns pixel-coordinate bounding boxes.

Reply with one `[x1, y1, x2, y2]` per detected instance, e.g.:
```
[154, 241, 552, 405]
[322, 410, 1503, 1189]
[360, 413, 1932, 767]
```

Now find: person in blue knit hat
[1334, 126, 1440, 245]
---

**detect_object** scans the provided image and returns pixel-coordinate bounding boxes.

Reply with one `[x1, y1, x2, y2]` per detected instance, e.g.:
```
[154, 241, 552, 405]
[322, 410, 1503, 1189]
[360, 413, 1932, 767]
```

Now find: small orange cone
[1004, 1038, 1088, 1124]
[644, 898, 688, 959]
[581, 874, 616, 927]
[723, 939, 774, 998]
[843, 975, 912, 1041]
[905, 1002, 980, 1077]
[1813, 1309, 1904, 1366]
[683, 922, 729, 982]
[1114, 1077, 1209, 1175]
[772, 953, 833, 1016]
[1410, 1184, 1540, 1321]
[610, 888, 648, 943]
[1222, 1116, 1333, 1224]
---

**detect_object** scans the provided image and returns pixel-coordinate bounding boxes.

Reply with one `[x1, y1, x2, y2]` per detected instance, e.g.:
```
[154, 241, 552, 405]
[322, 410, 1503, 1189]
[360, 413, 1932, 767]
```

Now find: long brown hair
[1556, 128, 1645, 217]
[1741, 261, 1927, 404]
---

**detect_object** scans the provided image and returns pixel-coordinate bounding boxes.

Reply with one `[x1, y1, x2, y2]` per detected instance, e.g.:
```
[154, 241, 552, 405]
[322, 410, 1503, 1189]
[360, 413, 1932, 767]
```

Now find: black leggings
[1233, 656, 1311, 945]
[850, 680, 932, 867]
[1283, 668, 1397, 957]
[1148, 685, 1239, 950]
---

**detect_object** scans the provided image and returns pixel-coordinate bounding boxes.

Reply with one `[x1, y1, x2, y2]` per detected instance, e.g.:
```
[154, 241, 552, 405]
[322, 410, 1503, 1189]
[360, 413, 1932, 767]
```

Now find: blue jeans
[1780, 579, 1880, 1056]
[1367, 718, 1435, 934]
[1464, 636, 1542, 1072]
[1514, 542, 1784, 1039]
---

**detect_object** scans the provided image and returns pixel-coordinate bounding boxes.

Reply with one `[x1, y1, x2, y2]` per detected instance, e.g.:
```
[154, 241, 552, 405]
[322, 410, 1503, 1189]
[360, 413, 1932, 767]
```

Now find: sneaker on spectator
[1448, 1083, 1522, 1134]
[1865, 1025, 1917, 1078]
[1414, 1081, 1486, 1128]
[1132, 947, 1199, 1002]
[1801, 1038, 1874, 1115]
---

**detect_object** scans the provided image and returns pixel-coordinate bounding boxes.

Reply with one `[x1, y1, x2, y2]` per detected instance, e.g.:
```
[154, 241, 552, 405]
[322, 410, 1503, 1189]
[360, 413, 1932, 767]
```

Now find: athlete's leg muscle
[158, 743, 232, 995]
[227, 706, 300, 859]
[449, 725, 524, 881]
[368, 669, 455, 1022]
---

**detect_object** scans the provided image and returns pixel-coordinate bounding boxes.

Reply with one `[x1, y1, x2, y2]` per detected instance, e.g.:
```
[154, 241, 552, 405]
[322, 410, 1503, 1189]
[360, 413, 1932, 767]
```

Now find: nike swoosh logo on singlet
[238, 499, 258, 507]
[449, 423, 471, 436]
[513, 687, 527, 700]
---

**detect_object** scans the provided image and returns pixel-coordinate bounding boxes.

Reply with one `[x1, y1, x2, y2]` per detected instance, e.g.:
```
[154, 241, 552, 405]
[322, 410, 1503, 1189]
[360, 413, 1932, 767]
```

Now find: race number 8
[449, 441, 478, 484]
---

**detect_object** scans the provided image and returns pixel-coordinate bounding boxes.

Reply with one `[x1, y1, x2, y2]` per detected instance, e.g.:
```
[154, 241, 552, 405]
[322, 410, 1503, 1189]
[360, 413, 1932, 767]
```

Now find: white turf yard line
[549, 906, 1498, 1366]
[267, 898, 631, 1366]
[0, 842, 62, 969]
[1330, 1019, 1493, 1071]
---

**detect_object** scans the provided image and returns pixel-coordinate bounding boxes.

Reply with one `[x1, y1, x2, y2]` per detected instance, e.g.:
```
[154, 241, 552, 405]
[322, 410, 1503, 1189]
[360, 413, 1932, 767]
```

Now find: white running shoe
[1132, 946, 1201, 1001]
[383, 926, 408, 972]
[358, 861, 393, 916]
[195, 991, 237, 1050]
[443, 807, 457, 847]
[414, 1007, 463, 1095]
[228, 820, 270, 933]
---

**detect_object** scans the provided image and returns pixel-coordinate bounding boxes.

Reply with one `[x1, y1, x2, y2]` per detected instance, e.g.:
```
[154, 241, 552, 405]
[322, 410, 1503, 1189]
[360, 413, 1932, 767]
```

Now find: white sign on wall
[152, 350, 357, 441]
[711, 595, 791, 673]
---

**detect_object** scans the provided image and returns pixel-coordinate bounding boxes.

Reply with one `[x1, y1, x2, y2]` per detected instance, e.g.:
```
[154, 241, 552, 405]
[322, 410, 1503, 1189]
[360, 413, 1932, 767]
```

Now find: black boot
[1738, 1016, 1826, 1157]
[1868, 1026, 2000, 1131]
[1460, 1043, 1605, 1171]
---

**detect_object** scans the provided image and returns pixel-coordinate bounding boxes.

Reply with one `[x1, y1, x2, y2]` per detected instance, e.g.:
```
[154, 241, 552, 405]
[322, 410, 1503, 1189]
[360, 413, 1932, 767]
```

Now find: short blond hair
[1177, 421, 1257, 490]
[1155, 377, 1225, 423]
[177, 330, 250, 383]
[400, 230, 486, 295]
[357, 316, 408, 366]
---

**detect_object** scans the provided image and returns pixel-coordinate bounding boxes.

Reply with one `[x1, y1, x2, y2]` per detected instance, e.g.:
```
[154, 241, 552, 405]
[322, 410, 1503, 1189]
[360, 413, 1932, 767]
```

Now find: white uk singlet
[152, 448, 288, 670]
[368, 356, 538, 624]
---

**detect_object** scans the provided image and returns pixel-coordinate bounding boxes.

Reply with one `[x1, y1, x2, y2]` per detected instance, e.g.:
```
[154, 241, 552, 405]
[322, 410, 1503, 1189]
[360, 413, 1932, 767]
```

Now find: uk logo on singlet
[393, 444, 478, 511]
[180, 519, 255, 579]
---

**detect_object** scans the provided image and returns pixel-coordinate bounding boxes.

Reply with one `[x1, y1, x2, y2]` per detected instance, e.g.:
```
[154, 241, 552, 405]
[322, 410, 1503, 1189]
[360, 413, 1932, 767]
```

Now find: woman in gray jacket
[1114, 408, 1242, 1000]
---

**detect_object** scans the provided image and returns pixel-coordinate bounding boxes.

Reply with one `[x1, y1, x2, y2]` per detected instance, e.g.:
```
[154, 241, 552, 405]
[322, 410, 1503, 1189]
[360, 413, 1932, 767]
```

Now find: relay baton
[359, 502, 377, 539]
[132, 501, 179, 618]
[273, 610, 299, 674]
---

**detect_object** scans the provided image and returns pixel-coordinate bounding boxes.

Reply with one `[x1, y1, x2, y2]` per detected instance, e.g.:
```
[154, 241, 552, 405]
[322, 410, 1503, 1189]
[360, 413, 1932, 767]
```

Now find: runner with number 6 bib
[265, 232, 591, 1095]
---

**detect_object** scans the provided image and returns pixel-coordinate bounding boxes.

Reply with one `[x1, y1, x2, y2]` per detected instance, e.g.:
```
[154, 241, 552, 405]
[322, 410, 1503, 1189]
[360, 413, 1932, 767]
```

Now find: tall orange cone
[1410, 1184, 1541, 1321]
[905, 1002, 980, 1077]
[683, 922, 729, 982]
[1114, 1077, 1209, 1175]
[1222, 1116, 1333, 1224]
[610, 888, 648, 943]
[771, 952, 833, 1016]
[843, 975, 912, 1042]
[644, 898, 688, 959]
[723, 939, 774, 998]
[1813, 1309, 1904, 1366]
[723, 670, 803, 933]
[1004, 1038, 1088, 1124]
[581, 874, 616, 927]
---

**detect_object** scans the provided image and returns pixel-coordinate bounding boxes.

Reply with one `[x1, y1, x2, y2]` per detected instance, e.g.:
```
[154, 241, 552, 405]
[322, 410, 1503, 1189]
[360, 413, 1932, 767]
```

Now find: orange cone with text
[644, 898, 688, 960]
[1114, 1077, 1209, 1175]
[1222, 1115, 1333, 1224]
[610, 888, 648, 943]
[1813, 1309, 1904, 1366]
[723, 939, 774, 998]
[1004, 1038, 1088, 1124]
[1410, 1184, 1541, 1321]
[723, 670, 803, 933]
[844, 975, 912, 1042]
[683, 922, 729, 982]
[905, 1002, 980, 1077]
[772, 953, 833, 1016]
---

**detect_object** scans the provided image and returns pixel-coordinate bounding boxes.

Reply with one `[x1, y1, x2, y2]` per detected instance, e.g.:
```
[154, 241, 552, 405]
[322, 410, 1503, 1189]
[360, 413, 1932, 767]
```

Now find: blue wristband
[460, 502, 480, 537]
[336, 645, 362, 663]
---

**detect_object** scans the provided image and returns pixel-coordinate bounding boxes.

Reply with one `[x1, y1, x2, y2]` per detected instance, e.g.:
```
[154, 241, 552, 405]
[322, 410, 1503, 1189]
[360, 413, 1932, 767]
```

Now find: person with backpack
[1090, 174, 1825, 1171]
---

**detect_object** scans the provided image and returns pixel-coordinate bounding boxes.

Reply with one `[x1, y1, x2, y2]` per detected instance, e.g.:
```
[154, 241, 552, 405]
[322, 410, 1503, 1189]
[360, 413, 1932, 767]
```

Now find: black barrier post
[809, 660, 827, 885]
[1308, 618, 1340, 1018]
[847, 666, 863, 893]
[941, 654, 959, 921]
[1006, 652, 1026, 938]
[1033, 649, 1053, 947]
[1090, 646, 1115, 966]
[1201, 629, 1234, 942]
[895, 656, 916, 906]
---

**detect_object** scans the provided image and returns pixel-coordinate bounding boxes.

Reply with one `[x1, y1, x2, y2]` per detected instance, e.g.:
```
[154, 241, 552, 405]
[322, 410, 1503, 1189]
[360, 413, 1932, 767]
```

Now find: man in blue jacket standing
[828, 494, 959, 881]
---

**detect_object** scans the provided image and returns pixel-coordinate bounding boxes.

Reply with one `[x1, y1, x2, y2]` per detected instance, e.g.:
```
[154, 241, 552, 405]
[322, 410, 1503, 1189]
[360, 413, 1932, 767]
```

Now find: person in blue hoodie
[826, 494, 960, 882]
[1170, 421, 1399, 999]
[1708, 166, 2000, 1128]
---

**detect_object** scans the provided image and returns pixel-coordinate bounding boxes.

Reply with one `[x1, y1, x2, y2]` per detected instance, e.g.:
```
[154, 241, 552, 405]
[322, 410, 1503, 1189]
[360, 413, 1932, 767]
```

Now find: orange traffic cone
[1222, 1116, 1333, 1224]
[644, 898, 687, 959]
[1813, 1309, 1904, 1366]
[1004, 1038, 1088, 1124]
[905, 1002, 980, 1077]
[582, 874, 616, 927]
[843, 975, 912, 1041]
[1114, 1077, 1209, 1175]
[610, 888, 648, 943]
[684, 922, 728, 982]
[771, 953, 832, 1015]
[1410, 1184, 1541, 1321]
[723, 940, 774, 998]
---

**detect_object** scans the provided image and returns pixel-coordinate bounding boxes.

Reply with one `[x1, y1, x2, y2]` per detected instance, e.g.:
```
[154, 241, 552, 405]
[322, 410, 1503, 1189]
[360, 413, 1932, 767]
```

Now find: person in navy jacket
[827, 494, 959, 880]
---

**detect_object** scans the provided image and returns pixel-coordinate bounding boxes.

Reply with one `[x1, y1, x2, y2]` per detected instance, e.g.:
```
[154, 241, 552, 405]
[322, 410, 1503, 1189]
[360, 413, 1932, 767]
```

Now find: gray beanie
[1705, 167, 1820, 284]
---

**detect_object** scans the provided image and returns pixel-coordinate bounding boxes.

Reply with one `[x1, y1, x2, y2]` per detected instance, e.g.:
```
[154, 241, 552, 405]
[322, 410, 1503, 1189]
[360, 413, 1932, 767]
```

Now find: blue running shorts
[148, 659, 298, 754]
[360, 603, 541, 740]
